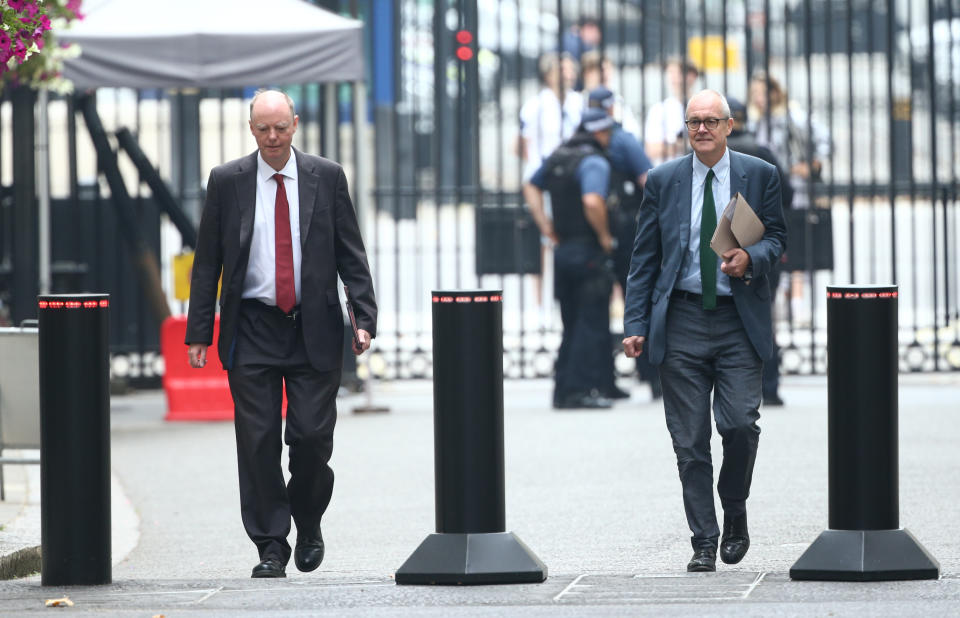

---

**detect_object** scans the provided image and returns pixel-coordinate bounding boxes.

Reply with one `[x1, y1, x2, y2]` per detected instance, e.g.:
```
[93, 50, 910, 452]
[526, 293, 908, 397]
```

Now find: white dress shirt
[519, 87, 583, 180]
[675, 148, 732, 297]
[242, 152, 302, 306]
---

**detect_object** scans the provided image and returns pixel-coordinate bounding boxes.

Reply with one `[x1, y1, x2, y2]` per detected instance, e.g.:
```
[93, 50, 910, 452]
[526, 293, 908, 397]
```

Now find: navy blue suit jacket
[623, 150, 786, 364]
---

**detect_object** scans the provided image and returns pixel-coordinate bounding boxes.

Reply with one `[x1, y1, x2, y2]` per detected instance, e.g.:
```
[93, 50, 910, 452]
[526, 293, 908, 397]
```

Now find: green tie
[700, 169, 717, 310]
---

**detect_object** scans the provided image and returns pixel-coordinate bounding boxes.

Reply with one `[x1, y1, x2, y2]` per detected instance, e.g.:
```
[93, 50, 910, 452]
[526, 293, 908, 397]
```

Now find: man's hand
[188, 343, 208, 368]
[622, 335, 645, 358]
[352, 329, 372, 355]
[598, 233, 614, 254]
[720, 248, 751, 279]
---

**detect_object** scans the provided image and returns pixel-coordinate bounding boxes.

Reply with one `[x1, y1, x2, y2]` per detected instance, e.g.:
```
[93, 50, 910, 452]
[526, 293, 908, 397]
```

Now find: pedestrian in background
[581, 51, 642, 138]
[726, 96, 794, 407]
[644, 58, 700, 165]
[185, 89, 378, 579]
[748, 71, 831, 325]
[524, 108, 617, 409]
[623, 90, 786, 572]
[518, 51, 583, 322]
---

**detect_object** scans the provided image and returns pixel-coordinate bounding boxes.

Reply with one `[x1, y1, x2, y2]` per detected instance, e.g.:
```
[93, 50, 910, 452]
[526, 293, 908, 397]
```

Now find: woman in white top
[519, 52, 583, 181]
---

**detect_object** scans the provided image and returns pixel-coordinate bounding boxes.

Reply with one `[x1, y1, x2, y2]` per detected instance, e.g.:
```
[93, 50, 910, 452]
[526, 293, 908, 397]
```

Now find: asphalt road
[1, 375, 958, 615]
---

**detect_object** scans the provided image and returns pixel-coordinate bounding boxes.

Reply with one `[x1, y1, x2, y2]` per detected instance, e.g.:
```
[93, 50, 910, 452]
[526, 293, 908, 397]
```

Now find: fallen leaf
[44, 597, 74, 607]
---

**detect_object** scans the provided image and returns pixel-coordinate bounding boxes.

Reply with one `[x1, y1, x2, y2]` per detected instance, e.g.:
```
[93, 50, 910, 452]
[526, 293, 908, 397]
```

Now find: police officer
[523, 108, 617, 409]
[588, 87, 661, 400]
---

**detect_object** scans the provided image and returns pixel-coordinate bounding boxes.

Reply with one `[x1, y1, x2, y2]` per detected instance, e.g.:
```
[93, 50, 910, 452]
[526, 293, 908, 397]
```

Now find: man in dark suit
[185, 89, 377, 578]
[622, 90, 786, 572]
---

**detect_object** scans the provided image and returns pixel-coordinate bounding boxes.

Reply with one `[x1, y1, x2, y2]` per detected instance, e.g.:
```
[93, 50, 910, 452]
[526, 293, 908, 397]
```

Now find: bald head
[249, 89, 299, 171]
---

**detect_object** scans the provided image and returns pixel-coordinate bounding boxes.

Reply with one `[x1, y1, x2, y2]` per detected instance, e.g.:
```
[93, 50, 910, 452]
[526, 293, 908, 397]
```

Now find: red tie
[273, 173, 296, 314]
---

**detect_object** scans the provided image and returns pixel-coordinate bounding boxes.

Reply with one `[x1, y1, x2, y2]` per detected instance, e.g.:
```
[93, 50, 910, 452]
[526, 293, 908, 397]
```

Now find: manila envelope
[710, 192, 765, 258]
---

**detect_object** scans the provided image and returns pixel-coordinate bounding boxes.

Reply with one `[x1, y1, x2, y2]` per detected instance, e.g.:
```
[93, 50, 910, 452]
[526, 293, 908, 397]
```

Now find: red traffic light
[455, 30, 473, 45]
[456, 46, 474, 61]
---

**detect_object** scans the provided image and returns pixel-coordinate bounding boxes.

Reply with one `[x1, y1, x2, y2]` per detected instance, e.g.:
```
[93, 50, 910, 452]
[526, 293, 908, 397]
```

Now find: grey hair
[249, 89, 296, 121]
[685, 89, 731, 119]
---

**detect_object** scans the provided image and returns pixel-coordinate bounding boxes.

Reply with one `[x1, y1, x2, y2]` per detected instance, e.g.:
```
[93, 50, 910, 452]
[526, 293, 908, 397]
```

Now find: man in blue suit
[622, 90, 786, 572]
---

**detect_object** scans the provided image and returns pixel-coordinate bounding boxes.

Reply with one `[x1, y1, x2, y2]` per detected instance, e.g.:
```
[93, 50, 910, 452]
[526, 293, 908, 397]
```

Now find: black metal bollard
[38, 294, 111, 585]
[395, 290, 546, 585]
[790, 285, 939, 581]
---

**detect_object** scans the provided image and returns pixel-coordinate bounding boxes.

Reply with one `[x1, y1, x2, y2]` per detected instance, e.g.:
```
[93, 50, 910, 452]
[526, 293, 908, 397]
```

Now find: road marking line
[741, 571, 766, 598]
[194, 586, 223, 604]
[553, 574, 587, 602]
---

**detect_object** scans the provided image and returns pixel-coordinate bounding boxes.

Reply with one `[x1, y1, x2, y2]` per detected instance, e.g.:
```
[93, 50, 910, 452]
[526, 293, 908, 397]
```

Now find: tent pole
[38, 87, 51, 295]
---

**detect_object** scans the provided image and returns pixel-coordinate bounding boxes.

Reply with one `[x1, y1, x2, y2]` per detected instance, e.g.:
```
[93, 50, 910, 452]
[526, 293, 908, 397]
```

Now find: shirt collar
[692, 147, 730, 187]
[257, 150, 299, 183]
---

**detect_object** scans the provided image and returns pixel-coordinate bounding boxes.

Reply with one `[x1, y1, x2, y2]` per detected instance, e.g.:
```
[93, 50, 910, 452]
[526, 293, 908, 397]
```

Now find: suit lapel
[295, 149, 318, 246]
[675, 155, 693, 250]
[728, 150, 748, 204]
[235, 152, 258, 255]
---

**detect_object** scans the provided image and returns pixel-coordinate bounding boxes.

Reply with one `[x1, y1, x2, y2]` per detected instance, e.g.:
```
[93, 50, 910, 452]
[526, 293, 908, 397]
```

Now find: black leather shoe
[601, 385, 631, 400]
[251, 557, 286, 578]
[553, 393, 614, 410]
[763, 393, 784, 407]
[294, 528, 325, 572]
[720, 514, 750, 564]
[687, 547, 716, 572]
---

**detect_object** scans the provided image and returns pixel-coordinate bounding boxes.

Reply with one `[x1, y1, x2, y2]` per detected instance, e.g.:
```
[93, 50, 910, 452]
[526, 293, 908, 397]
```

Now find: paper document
[710, 192, 765, 258]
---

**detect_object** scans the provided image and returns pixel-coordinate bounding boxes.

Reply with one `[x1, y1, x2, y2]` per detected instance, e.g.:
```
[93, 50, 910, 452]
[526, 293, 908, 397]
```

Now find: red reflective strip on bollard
[861, 293, 878, 299]
[432, 296, 440, 303]
[83, 301, 98, 308]
[99, 300, 110, 307]
[38, 301, 49, 309]
[474, 296, 489, 302]
[65, 301, 82, 308]
[455, 296, 472, 303]
[48, 301, 65, 309]
[844, 293, 859, 299]
[879, 292, 897, 298]
[490, 295, 502, 302]
[440, 296, 454, 303]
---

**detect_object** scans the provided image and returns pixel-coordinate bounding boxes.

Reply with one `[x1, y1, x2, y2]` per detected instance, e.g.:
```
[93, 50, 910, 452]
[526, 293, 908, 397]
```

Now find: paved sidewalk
[0, 374, 958, 615]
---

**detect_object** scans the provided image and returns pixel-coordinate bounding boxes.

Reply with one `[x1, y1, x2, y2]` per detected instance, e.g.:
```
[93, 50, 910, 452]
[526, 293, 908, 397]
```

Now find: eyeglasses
[685, 117, 728, 131]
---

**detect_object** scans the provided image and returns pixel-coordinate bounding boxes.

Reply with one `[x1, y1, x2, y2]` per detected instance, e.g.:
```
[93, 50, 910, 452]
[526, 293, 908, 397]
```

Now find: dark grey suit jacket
[185, 148, 377, 371]
[623, 150, 786, 364]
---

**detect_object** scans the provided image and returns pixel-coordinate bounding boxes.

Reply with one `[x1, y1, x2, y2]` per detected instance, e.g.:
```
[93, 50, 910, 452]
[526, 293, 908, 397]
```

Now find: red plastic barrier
[161, 315, 289, 421]
[161, 316, 234, 421]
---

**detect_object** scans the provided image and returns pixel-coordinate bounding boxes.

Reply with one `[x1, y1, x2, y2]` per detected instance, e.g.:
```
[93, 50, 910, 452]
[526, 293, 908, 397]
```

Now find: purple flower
[33, 35, 44, 51]
[0, 31, 11, 52]
[8, 0, 27, 12]
[38, 14, 51, 31]
[24, 3, 39, 19]
[13, 39, 28, 61]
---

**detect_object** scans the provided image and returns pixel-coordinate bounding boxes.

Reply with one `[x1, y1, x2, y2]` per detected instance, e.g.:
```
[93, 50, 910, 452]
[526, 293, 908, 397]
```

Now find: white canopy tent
[59, 0, 365, 88]
[35, 0, 369, 298]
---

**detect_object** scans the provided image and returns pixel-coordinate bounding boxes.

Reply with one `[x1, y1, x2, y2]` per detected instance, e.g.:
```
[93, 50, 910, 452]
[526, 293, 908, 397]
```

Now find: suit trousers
[658, 295, 762, 550]
[227, 300, 340, 563]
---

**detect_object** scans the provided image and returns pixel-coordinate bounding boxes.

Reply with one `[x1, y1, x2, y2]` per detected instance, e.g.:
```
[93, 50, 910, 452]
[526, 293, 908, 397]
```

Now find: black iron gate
[3, 0, 960, 383]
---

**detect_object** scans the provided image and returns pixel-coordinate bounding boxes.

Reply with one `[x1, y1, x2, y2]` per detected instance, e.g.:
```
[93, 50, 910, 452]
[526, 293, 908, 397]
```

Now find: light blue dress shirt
[675, 148, 733, 297]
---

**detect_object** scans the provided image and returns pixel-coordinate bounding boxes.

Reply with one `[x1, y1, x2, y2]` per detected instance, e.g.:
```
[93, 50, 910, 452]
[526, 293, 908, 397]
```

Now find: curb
[0, 546, 41, 580]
